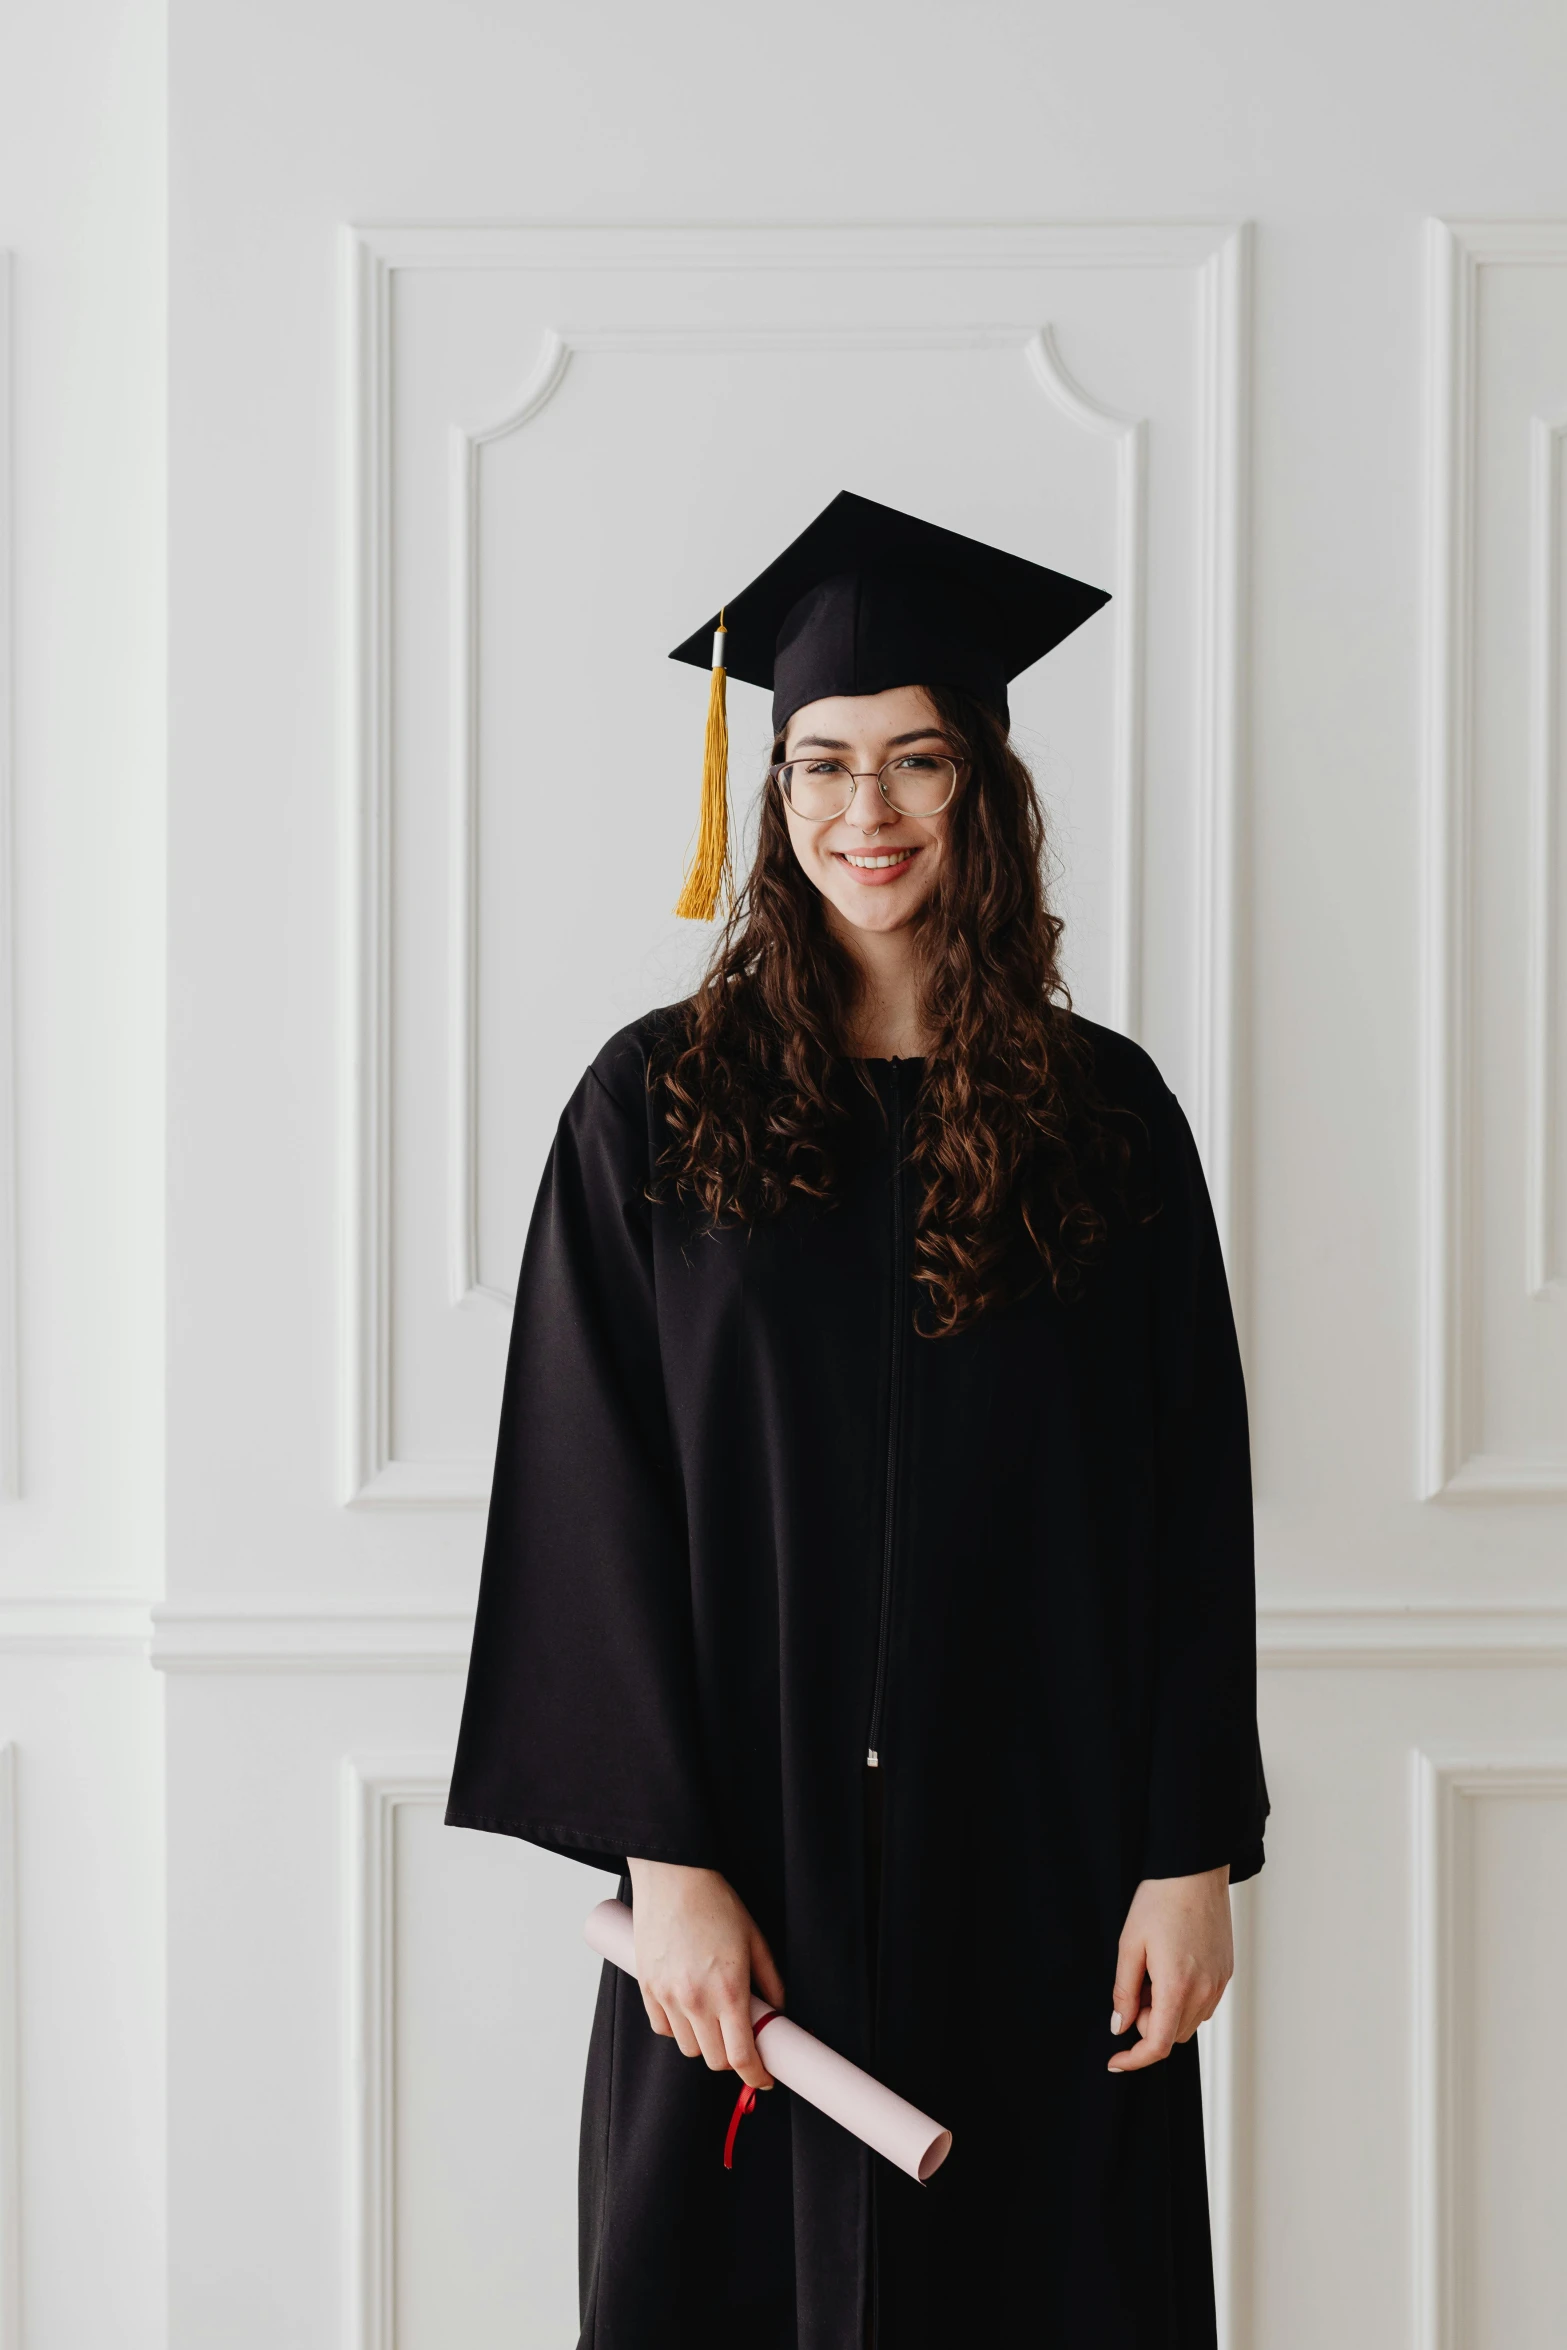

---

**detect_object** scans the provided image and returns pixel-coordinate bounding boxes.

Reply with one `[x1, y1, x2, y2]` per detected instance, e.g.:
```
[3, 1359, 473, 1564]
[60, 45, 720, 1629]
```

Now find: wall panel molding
[1257, 1600, 1567, 1665]
[147, 1595, 1567, 1671]
[1411, 1745, 1567, 2350]
[0, 1745, 16, 2350]
[1190, 224, 1251, 1278]
[340, 225, 395, 1510]
[450, 315, 1154, 1314]
[1024, 326, 1149, 1043]
[0, 1595, 154, 1655]
[338, 1751, 1256, 2350]
[342, 1756, 449, 2350]
[153, 1599, 466, 1672]
[1201, 1875, 1255, 2350]
[341, 220, 1251, 1502]
[1527, 409, 1567, 1299]
[1420, 219, 1567, 1499]
[0, 257, 18, 1499]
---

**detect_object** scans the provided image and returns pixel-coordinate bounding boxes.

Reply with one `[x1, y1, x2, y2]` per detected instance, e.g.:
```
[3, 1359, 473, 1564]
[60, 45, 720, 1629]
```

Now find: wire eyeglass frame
[768, 755, 963, 823]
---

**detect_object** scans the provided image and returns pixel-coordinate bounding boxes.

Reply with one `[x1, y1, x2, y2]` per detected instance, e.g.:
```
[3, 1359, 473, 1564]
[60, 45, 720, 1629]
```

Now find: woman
[446, 492, 1268, 2350]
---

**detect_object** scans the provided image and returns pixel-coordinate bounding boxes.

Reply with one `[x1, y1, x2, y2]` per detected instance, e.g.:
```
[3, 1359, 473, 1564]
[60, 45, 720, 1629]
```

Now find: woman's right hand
[625, 1858, 786, 2091]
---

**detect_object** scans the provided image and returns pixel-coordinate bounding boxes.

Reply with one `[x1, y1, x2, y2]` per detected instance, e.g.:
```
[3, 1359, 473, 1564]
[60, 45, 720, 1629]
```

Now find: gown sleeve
[443, 1058, 721, 1876]
[1140, 1082, 1270, 1886]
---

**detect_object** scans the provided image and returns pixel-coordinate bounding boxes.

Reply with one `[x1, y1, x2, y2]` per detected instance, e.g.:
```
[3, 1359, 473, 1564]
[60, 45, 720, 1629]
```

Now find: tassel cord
[674, 612, 731, 922]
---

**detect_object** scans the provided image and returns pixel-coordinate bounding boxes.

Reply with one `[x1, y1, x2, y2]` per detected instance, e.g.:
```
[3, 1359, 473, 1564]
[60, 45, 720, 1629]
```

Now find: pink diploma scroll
[583, 1897, 953, 2183]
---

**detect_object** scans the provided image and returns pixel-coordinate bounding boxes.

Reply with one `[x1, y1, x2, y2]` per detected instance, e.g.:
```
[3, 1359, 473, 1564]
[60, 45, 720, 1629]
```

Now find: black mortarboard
[667, 491, 1110, 920]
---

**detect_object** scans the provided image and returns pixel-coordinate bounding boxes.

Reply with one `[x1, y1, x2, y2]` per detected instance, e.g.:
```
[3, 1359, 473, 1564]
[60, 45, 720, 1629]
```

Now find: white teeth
[843, 851, 914, 869]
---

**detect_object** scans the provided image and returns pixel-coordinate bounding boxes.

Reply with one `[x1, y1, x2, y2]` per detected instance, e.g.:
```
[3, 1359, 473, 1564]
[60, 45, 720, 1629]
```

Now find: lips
[832, 846, 921, 884]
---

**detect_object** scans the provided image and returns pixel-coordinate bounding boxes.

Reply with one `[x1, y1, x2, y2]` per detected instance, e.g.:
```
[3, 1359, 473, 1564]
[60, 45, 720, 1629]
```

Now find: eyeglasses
[769, 753, 962, 822]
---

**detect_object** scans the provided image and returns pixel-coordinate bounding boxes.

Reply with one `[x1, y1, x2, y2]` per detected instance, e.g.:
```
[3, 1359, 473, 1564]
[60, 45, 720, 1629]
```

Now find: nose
[842, 772, 887, 831]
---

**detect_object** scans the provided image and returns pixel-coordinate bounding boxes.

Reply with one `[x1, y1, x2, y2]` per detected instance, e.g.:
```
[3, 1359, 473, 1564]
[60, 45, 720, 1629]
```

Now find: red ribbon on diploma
[586, 1896, 951, 2182]
[722, 2009, 783, 2170]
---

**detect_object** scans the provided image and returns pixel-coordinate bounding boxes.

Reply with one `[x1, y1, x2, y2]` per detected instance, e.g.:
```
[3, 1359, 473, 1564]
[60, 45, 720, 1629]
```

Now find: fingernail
[1110, 2012, 1123, 2034]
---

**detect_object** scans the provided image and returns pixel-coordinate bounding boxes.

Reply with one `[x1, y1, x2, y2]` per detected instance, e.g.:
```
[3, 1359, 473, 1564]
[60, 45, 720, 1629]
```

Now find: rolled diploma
[583, 1897, 953, 2183]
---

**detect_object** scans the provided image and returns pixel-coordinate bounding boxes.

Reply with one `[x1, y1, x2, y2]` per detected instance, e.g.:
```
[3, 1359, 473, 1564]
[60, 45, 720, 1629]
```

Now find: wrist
[626, 1856, 717, 1891]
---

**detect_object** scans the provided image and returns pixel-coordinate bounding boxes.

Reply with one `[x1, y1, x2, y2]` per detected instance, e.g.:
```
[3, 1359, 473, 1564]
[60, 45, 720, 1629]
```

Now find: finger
[640, 1988, 674, 2038]
[658, 1999, 704, 2061]
[1179, 1976, 1225, 2038]
[719, 2003, 774, 2091]
[1198, 1975, 1230, 2027]
[1109, 1979, 1180, 2072]
[1110, 1937, 1148, 2038]
[750, 1931, 787, 2013]
[1171, 1966, 1211, 2043]
[687, 2004, 734, 2073]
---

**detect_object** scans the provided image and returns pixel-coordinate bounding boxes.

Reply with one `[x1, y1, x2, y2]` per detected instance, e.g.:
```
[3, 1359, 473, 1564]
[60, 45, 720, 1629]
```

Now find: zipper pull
[866, 1748, 880, 1768]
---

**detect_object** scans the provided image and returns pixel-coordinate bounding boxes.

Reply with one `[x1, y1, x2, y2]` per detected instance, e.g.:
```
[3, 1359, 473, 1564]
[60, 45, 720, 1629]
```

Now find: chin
[828, 885, 934, 933]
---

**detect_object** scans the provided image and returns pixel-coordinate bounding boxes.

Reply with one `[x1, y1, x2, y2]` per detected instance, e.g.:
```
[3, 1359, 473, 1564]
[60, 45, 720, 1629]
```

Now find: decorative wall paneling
[163, 1587, 1567, 2350]
[154, 1603, 467, 1672]
[1201, 1883, 1253, 2350]
[1421, 220, 1567, 1498]
[343, 1756, 432, 2350]
[1528, 409, 1567, 1301]
[339, 1747, 1250, 2350]
[1412, 1749, 1567, 2350]
[1253, 1602, 1567, 1665]
[157, 1606, 1567, 2350]
[148, 1598, 1567, 1672]
[1022, 326, 1148, 1048]
[0, 1597, 154, 1656]
[343, 1753, 607, 2350]
[0, 1745, 17, 2350]
[340, 221, 1251, 1507]
[0, 256, 18, 1501]
[444, 314, 1147, 1316]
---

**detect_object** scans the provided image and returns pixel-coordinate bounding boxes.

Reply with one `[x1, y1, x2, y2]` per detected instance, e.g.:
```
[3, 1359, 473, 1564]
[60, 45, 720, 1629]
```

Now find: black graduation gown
[445, 1005, 1268, 2350]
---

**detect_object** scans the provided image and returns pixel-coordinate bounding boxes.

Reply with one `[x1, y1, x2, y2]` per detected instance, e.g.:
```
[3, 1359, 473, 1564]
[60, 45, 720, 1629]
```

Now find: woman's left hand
[1107, 1865, 1232, 2072]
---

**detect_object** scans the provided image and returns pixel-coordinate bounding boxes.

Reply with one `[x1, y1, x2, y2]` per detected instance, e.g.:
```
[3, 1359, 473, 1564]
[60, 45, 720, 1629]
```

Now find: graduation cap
[667, 490, 1110, 920]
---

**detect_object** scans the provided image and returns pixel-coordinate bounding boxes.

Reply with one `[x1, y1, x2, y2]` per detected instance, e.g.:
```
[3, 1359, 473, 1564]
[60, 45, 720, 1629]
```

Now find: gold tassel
[673, 614, 731, 921]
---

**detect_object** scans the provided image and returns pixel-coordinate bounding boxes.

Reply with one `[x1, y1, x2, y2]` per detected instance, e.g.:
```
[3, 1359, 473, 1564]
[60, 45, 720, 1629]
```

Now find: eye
[891, 754, 943, 772]
[804, 760, 849, 777]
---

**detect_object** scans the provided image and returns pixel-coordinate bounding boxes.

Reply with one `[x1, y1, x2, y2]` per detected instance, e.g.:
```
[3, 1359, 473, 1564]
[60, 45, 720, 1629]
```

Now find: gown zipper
[864, 1057, 906, 2350]
[865, 1056, 907, 1769]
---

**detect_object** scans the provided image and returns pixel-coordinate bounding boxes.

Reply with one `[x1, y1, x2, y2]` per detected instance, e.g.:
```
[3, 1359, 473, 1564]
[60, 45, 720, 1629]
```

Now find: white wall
[2, 0, 1567, 2343]
[0, 0, 167, 2343]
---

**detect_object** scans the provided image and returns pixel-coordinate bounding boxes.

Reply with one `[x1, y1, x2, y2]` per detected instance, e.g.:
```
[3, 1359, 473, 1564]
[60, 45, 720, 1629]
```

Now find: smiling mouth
[836, 848, 919, 872]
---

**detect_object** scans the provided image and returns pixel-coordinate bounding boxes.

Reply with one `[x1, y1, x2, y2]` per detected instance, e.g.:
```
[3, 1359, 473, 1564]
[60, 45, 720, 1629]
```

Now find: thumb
[1111, 1935, 1147, 2037]
[750, 1928, 786, 2012]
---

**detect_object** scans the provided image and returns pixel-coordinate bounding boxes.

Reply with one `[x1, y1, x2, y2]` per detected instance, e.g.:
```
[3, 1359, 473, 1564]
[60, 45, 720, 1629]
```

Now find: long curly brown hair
[647, 685, 1134, 1336]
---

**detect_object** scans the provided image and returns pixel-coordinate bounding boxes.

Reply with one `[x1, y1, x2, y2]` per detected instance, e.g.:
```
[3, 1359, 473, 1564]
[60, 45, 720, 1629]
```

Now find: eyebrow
[787, 728, 951, 753]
